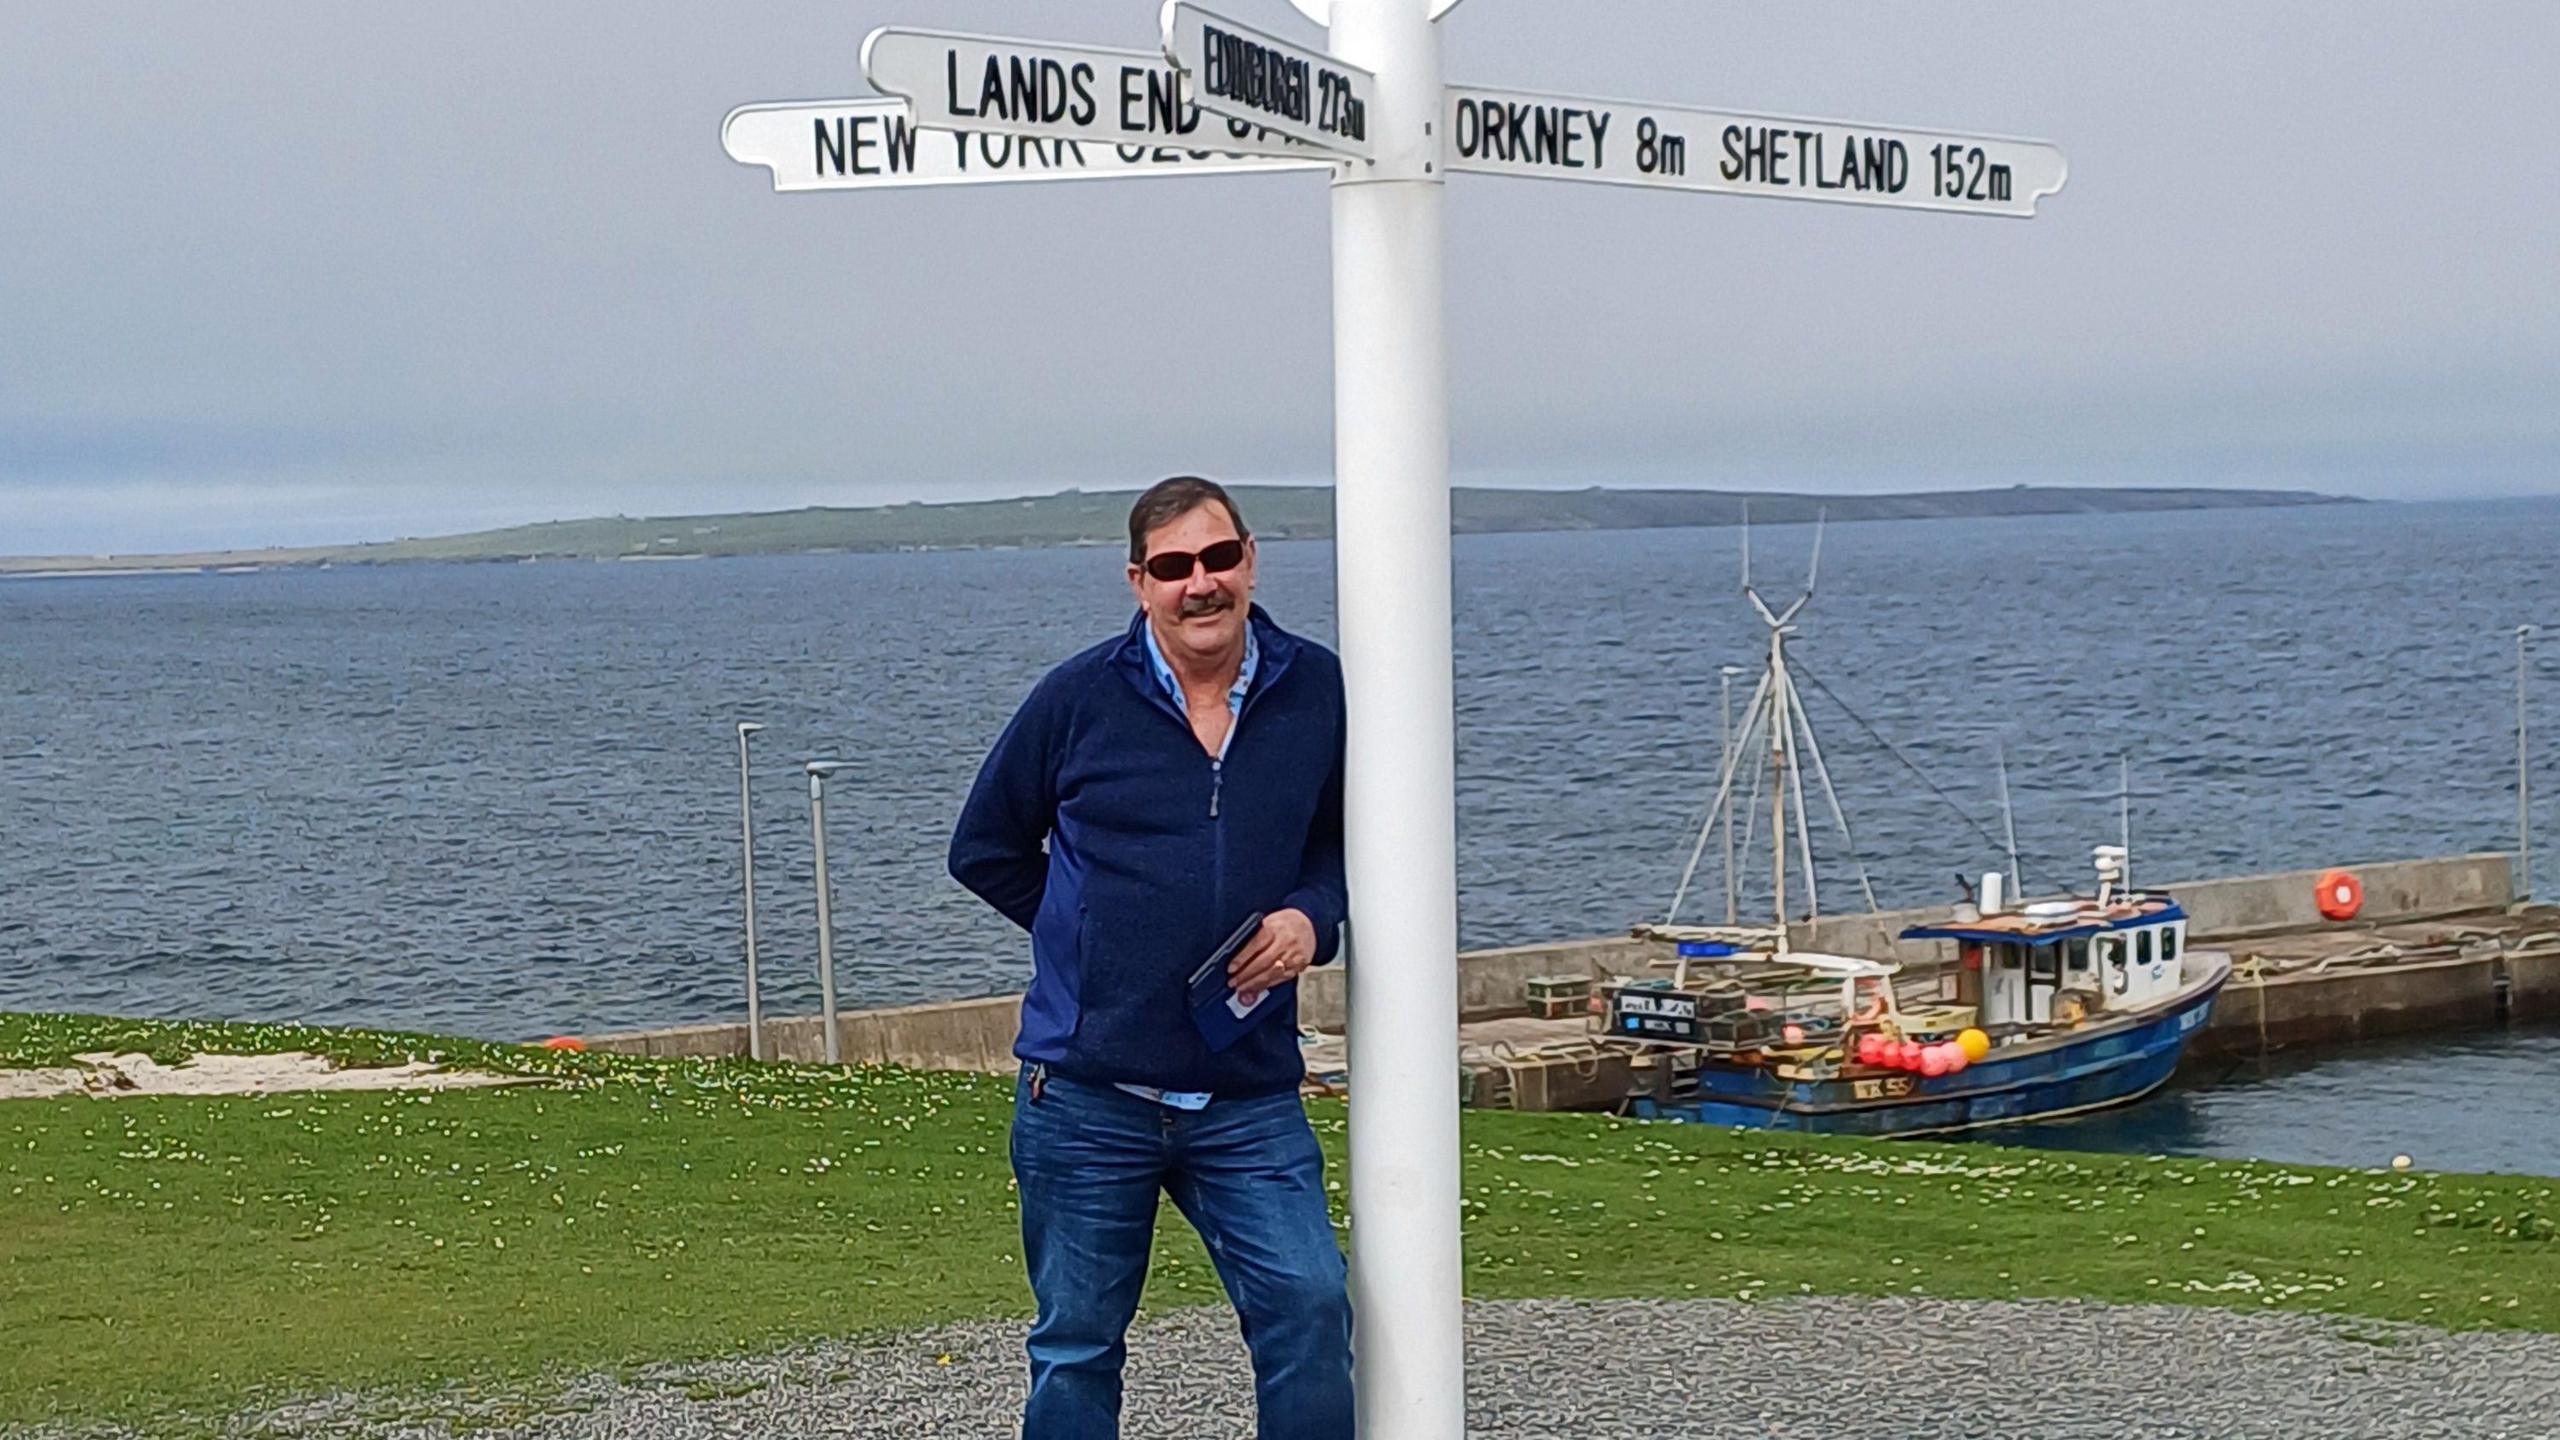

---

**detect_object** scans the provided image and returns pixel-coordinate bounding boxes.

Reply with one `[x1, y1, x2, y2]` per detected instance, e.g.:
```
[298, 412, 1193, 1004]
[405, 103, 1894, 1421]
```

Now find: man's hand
[1227, 908, 1318, 1005]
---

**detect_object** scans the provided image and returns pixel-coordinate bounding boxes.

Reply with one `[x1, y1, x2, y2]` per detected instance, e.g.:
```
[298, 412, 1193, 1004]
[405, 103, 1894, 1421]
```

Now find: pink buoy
[1782, 1024, 1807, 1046]
[1920, 1048, 1949, 1077]
[1944, 1047, 1970, 1075]
[1897, 1041, 1922, 1069]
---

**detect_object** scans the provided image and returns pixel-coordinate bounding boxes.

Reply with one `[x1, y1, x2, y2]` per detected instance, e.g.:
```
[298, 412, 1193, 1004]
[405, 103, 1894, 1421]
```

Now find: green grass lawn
[5, 1011, 2557, 1432]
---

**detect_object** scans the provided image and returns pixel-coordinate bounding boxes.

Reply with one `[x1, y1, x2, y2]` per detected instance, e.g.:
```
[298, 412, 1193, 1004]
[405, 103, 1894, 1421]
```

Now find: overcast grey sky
[3, 2, 2554, 554]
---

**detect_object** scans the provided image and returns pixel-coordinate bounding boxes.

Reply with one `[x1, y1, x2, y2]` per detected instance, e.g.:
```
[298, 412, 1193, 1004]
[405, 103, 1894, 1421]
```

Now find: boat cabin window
[2161, 925, 2182, 962]
[2027, 945, 2060, 984]
[2098, 936, 2127, 989]
[2134, 929, 2154, 966]
[2063, 938, 2091, 978]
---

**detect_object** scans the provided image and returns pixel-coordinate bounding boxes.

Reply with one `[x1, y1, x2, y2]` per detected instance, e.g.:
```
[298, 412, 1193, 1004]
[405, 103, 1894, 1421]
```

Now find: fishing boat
[1597, 521, 2231, 1137]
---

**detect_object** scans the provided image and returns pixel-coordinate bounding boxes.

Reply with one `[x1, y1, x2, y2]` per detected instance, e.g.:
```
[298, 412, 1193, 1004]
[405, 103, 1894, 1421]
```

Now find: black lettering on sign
[1140, 66, 1199, 137]
[965, 53, 1097, 126]
[1201, 24, 1310, 125]
[814, 114, 919, 177]
[1119, 66, 1147, 133]
[1000, 58, 1034, 120]
[1632, 115, 1684, 176]
[1814, 131, 1842, 190]
[1725, 124, 1787, 185]
[1315, 71, 1365, 141]
[850, 115, 881, 175]
[1720, 124, 1887, 188]
[1926, 142, 2007, 203]
[1071, 65, 1097, 126]
[1452, 97, 1608, 169]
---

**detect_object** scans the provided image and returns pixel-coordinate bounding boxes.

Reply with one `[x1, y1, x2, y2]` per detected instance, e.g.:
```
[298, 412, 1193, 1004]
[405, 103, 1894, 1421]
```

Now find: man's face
[1127, 503, 1256, 660]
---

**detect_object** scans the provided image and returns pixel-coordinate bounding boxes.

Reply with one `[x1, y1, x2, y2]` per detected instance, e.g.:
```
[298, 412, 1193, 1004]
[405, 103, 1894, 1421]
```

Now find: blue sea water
[3, 496, 2556, 1169]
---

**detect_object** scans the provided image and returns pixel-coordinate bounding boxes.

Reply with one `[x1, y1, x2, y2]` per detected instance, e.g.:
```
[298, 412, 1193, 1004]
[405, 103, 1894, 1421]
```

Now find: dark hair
[1126, 476, 1250, 564]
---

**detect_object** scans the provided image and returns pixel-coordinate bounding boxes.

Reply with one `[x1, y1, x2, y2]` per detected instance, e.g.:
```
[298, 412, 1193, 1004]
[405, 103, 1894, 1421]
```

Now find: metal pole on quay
[1315, 0, 1465, 1433]
[736, 722, 768, 1061]
[2522, 624, 2539, 901]
[806, 759, 850, 1065]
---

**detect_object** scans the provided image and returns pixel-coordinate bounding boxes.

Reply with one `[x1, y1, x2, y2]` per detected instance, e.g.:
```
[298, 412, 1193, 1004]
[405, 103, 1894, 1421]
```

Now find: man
[949, 476, 1354, 1440]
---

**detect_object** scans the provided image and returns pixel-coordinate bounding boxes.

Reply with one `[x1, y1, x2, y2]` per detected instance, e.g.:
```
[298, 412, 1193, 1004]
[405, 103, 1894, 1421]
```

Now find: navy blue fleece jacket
[947, 606, 1347, 1095]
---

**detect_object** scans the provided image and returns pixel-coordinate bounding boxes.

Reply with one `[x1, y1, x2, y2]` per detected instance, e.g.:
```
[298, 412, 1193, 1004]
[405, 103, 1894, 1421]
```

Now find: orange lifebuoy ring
[2315, 869, 2363, 922]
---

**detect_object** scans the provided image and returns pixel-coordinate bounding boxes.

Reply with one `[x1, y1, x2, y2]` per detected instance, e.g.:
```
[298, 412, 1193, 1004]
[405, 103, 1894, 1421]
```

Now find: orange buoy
[2315, 869, 2363, 922]
[542, 1036, 587, 1052]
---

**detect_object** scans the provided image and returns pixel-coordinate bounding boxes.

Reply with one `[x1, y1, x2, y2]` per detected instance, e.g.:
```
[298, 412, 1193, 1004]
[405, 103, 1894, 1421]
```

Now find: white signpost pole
[1321, 2, 1464, 1436]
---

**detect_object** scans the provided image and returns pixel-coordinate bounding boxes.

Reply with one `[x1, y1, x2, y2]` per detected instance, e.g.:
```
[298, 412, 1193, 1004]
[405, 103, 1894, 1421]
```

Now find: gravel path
[78, 1298, 2560, 1439]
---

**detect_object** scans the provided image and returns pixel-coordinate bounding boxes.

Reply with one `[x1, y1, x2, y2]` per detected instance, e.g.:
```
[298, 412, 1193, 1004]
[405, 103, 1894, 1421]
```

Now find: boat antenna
[1996, 741, 2023, 901]
[1742, 506, 1819, 631]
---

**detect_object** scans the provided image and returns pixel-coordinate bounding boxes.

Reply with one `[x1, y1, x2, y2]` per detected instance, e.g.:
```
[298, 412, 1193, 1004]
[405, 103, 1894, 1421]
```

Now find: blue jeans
[1010, 1065, 1354, 1440]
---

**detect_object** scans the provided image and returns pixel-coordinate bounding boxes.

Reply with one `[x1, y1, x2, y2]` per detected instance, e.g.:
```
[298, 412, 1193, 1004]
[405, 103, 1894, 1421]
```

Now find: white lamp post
[737, 721, 768, 1061]
[805, 759, 852, 1065]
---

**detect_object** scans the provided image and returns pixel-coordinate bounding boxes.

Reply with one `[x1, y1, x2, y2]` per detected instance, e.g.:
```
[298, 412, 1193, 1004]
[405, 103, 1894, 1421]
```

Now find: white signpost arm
[722, 98, 1328, 191]
[1443, 84, 2067, 217]
[1326, 1, 1463, 1437]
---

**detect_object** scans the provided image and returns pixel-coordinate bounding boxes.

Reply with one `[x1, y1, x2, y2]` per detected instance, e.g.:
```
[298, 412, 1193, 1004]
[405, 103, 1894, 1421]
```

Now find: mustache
[1178, 591, 1235, 618]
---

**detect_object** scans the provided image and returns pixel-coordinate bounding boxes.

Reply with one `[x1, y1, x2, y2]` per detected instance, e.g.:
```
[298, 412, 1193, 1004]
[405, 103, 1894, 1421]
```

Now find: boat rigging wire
[1787, 657, 2072, 896]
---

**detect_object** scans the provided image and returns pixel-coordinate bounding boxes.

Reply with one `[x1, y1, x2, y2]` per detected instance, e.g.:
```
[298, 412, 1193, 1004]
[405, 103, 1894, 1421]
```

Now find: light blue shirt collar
[1141, 617, 1257, 753]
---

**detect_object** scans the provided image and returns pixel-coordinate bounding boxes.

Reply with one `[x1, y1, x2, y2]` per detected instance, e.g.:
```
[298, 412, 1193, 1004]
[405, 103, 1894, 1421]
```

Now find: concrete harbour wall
[586, 852, 2524, 1069]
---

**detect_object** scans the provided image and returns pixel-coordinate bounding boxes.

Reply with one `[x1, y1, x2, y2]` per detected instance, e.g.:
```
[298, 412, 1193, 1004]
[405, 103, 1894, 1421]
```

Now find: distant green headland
[0, 483, 2356, 576]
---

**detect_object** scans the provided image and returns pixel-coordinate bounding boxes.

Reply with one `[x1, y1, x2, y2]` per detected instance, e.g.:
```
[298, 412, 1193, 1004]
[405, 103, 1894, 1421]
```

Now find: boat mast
[1768, 617, 1789, 943]
[1743, 511, 1823, 944]
[1719, 664, 1743, 925]
[1663, 510, 1879, 939]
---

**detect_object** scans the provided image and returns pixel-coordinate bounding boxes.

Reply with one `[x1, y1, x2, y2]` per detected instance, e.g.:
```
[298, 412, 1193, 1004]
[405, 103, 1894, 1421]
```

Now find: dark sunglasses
[1140, 538, 1246, 583]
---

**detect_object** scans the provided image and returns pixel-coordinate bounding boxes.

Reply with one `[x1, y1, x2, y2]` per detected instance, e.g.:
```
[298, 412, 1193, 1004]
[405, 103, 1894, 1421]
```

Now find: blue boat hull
[1629, 963, 2227, 1138]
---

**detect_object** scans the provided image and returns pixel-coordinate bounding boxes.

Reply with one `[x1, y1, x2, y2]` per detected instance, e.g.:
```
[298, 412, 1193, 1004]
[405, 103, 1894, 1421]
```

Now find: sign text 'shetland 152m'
[1443, 84, 2067, 217]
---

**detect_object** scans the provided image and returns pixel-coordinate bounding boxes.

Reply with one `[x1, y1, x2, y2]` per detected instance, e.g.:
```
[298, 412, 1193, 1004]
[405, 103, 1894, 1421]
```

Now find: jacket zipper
[1209, 757, 1222, 817]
